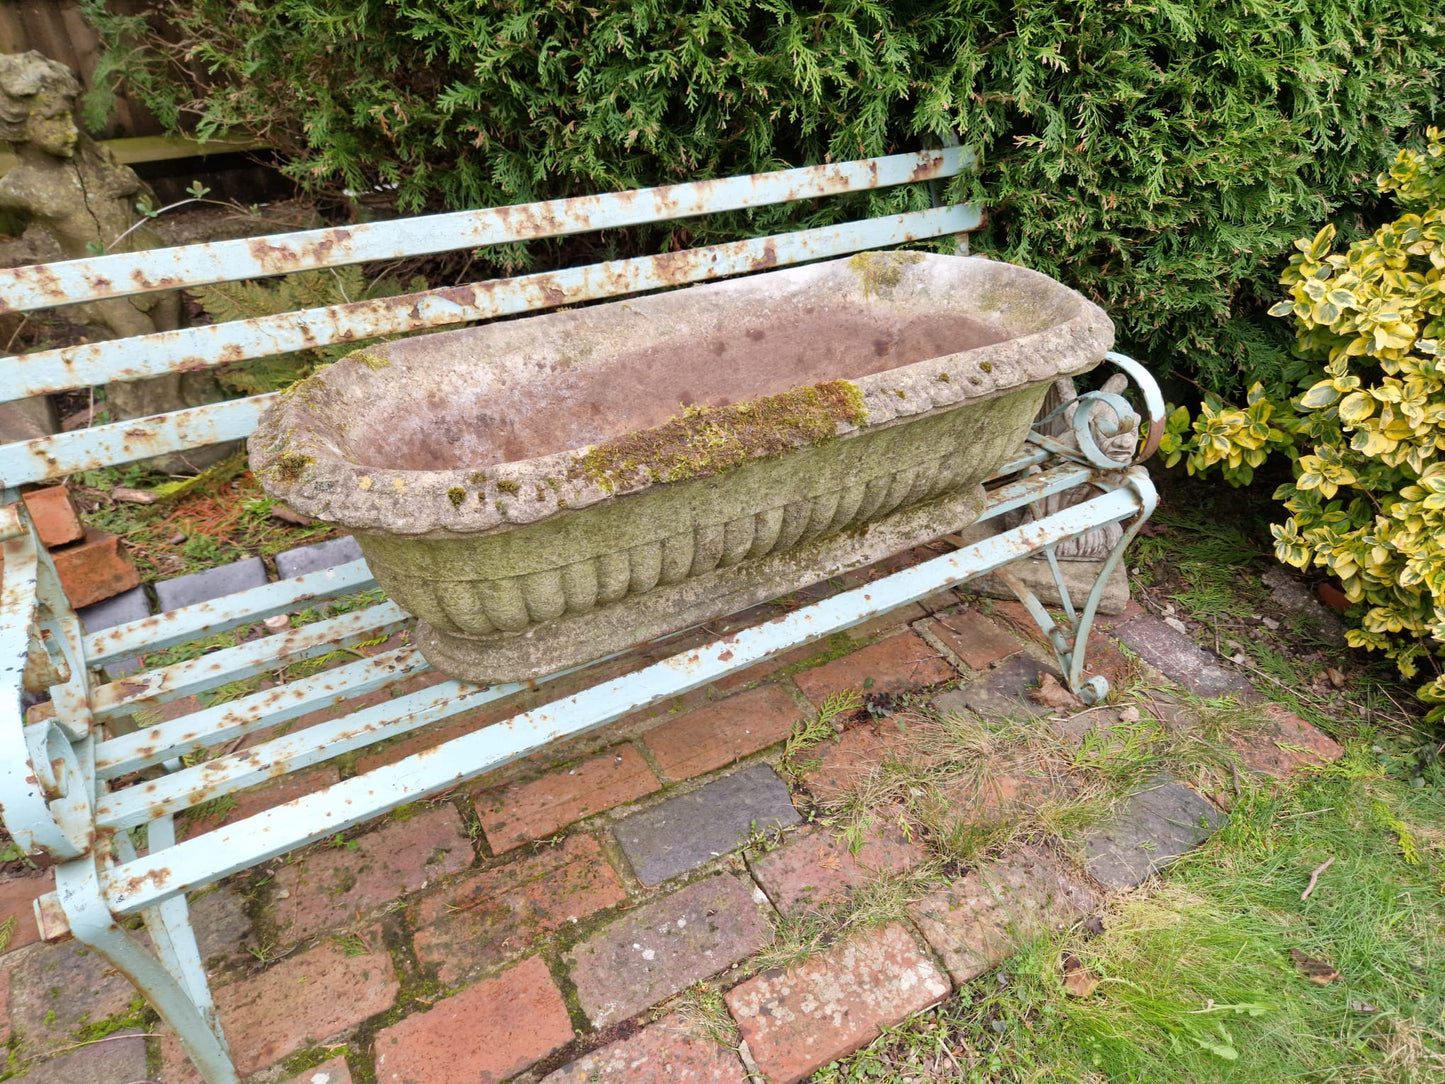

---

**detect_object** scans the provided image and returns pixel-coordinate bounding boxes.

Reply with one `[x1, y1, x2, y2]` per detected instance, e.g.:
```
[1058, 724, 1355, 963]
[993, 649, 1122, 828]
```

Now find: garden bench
[0, 146, 1160, 1083]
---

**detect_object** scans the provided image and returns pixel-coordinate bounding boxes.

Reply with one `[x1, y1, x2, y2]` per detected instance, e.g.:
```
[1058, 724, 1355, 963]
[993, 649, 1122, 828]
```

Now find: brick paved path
[0, 546, 1342, 1084]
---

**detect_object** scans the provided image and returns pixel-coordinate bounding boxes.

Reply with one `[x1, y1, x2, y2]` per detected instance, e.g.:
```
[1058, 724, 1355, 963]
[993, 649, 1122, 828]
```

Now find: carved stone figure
[0, 51, 228, 470]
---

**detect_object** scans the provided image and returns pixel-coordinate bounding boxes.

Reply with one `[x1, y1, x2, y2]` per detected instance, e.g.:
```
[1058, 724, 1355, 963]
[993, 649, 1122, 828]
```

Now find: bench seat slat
[93, 645, 430, 779]
[0, 148, 969, 315]
[84, 558, 378, 666]
[95, 674, 509, 831]
[88, 601, 411, 719]
[99, 482, 1153, 913]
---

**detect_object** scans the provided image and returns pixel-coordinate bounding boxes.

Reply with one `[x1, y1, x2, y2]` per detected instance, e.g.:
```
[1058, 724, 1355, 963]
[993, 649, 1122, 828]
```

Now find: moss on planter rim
[571, 380, 868, 492]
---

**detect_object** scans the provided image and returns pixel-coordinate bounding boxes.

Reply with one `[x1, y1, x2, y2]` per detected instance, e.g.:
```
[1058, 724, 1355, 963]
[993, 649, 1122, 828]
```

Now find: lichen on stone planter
[249, 253, 1113, 683]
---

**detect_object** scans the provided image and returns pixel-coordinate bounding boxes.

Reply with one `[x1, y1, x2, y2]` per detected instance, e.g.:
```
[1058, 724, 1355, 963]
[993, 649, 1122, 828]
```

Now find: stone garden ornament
[0, 51, 226, 468]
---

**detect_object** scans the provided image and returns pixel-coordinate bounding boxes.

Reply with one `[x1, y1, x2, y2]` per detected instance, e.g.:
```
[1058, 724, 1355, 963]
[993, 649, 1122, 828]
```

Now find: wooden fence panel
[0, 0, 161, 139]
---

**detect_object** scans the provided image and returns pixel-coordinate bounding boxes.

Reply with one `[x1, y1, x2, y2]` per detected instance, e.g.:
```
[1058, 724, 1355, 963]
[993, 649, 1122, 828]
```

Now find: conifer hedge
[83, 1, 1445, 394]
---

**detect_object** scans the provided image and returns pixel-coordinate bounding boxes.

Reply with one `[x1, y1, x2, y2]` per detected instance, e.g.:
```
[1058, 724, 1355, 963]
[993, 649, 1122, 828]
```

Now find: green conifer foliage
[83, 1, 1445, 394]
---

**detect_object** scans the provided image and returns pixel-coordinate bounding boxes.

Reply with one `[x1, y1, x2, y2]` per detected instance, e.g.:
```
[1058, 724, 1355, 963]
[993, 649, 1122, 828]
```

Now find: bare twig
[1301, 855, 1336, 901]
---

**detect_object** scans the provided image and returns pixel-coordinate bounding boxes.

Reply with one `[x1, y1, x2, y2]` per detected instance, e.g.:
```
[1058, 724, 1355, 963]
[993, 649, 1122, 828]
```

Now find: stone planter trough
[249, 252, 1112, 683]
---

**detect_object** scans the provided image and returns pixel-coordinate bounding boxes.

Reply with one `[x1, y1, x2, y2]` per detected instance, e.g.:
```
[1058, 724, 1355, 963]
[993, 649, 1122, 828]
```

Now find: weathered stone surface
[6, 940, 140, 1056]
[76, 584, 151, 634]
[413, 833, 625, 986]
[927, 608, 1023, 670]
[21, 485, 83, 547]
[1083, 779, 1226, 889]
[792, 631, 956, 707]
[568, 874, 771, 1026]
[17, 1028, 147, 1084]
[934, 656, 1060, 720]
[612, 764, 801, 886]
[541, 1011, 747, 1083]
[725, 923, 950, 1084]
[49, 527, 141, 609]
[476, 744, 660, 852]
[271, 804, 472, 943]
[909, 845, 1099, 983]
[215, 933, 398, 1075]
[373, 955, 572, 1084]
[750, 819, 927, 913]
[1228, 704, 1345, 779]
[642, 685, 803, 781]
[275, 535, 365, 579]
[154, 555, 269, 611]
[1112, 617, 1254, 699]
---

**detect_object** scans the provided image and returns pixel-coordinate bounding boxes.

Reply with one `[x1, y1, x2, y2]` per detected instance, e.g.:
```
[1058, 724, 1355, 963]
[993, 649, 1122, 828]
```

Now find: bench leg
[997, 471, 1157, 703]
[54, 836, 237, 1084]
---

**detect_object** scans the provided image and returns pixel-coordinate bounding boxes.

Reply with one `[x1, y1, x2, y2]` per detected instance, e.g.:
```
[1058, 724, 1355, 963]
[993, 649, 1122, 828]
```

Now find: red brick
[725, 923, 950, 1084]
[0, 868, 53, 956]
[541, 1011, 746, 1083]
[475, 744, 660, 852]
[283, 1055, 354, 1084]
[49, 527, 141, 609]
[988, 599, 1054, 648]
[216, 932, 398, 1075]
[0, 965, 10, 1047]
[927, 609, 1022, 670]
[937, 753, 1077, 827]
[373, 955, 572, 1084]
[156, 1028, 204, 1084]
[908, 844, 1098, 984]
[643, 685, 803, 781]
[271, 804, 473, 943]
[791, 632, 955, 708]
[21, 485, 83, 548]
[568, 874, 770, 1027]
[796, 722, 914, 804]
[413, 834, 625, 987]
[1229, 704, 1345, 779]
[750, 819, 927, 913]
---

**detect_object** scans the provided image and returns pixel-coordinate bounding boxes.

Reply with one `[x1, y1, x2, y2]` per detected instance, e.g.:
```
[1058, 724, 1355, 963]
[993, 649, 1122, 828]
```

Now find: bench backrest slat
[2, 204, 976, 405]
[0, 204, 978, 488]
[0, 148, 968, 315]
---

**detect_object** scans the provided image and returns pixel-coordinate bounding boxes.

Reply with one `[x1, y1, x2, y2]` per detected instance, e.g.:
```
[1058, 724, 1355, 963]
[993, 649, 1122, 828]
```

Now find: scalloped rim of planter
[249, 253, 1112, 538]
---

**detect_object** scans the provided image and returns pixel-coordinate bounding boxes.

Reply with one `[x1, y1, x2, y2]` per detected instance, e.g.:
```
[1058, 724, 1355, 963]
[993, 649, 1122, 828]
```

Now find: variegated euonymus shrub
[1164, 130, 1445, 712]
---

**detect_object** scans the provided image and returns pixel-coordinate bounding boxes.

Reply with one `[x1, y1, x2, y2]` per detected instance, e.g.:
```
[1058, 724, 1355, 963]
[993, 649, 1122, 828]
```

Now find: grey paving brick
[18, 1029, 148, 1084]
[76, 584, 151, 633]
[613, 764, 801, 886]
[154, 556, 268, 612]
[1113, 617, 1254, 699]
[1083, 779, 1226, 889]
[934, 656, 1060, 720]
[274, 534, 364, 579]
[567, 873, 771, 1026]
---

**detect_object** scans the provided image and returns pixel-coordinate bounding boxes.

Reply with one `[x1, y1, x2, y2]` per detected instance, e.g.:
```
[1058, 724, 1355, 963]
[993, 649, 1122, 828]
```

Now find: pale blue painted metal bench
[0, 147, 1160, 1083]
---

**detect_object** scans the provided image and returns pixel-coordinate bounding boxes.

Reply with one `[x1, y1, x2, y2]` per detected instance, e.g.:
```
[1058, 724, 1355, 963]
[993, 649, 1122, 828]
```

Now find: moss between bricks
[572, 380, 867, 493]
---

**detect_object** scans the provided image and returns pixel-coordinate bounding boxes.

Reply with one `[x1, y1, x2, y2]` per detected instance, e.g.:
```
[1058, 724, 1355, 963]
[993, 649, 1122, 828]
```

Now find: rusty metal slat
[94, 675, 515, 831]
[93, 645, 430, 779]
[3, 203, 980, 403]
[0, 148, 970, 314]
[84, 558, 377, 667]
[88, 601, 411, 720]
[99, 481, 1151, 913]
[0, 395, 270, 490]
